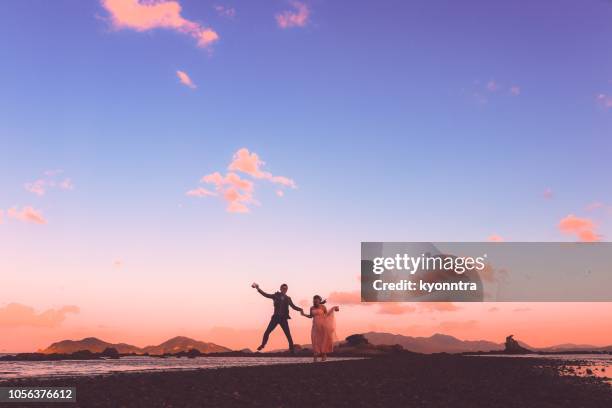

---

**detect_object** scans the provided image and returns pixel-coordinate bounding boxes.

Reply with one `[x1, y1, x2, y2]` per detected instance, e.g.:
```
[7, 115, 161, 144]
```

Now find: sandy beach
[1, 354, 610, 407]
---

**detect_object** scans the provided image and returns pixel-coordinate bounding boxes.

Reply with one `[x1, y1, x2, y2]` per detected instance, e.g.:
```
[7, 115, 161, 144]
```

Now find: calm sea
[475, 354, 611, 383]
[0, 356, 360, 380]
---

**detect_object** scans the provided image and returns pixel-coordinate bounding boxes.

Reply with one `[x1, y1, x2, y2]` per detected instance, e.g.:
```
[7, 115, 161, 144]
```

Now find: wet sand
[1, 354, 610, 407]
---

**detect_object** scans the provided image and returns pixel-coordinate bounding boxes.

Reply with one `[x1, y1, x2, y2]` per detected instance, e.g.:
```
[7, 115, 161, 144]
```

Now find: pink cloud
[44, 169, 63, 177]
[59, 178, 74, 190]
[276, 190, 284, 197]
[7, 206, 47, 225]
[228, 148, 296, 188]
[326, 291, 457, 315]
[486, 80, 499, 92]
[377, 303, 416, 315]
[276, 1, 310, 29]
[596, 93, 612, 109]
[176, 70, 196, 89]
[214, 5, 235, 18]
[25, 171, 74, 195]
[487, 234, 504, 242]
[558, 214, 601, 242]
[543, 188, 553, 199]
[199, 171, 255, 213]
[0, 209, 3, 224]
[418, 302, 460, 312]
[575, 229, 600, 242]
[228, 148, 266, 178]
[24, 179, 47, 196]
[101, 0, 219, 48]
[187, 148, 295, 213]
[202, 171, 254, 192]
[585, 201, 604, 211]
[0, 303, 79, 328]
[185, 187, 216, 197]
[470, 80, 520, 103]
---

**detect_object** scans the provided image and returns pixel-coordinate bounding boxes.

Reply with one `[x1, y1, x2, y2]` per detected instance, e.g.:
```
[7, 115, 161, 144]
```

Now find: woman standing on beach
[301, 295, 339, 362]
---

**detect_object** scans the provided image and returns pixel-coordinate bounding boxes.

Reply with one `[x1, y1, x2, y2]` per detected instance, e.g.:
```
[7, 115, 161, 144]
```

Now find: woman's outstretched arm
[325, 306, 340, 315]
[301, 307, 313, 318]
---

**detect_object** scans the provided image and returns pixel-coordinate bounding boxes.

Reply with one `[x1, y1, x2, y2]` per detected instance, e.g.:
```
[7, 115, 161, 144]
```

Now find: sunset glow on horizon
[1, 0, 611, 353]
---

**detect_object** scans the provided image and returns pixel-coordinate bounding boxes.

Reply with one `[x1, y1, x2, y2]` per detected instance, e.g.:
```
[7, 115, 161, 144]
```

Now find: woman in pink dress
[301, 295, 339, 362]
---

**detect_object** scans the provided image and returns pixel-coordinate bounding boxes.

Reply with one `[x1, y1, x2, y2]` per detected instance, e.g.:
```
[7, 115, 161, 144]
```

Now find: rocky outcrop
[504, 335, 532, 354]
[345, 334, 369, 347]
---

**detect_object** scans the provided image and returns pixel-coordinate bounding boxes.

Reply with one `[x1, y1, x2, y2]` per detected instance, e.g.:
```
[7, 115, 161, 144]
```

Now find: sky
[1, 0, 611, 352]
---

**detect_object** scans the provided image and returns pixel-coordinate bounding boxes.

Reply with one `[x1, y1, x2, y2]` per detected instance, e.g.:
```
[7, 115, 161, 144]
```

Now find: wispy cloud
[276, 1, 310, 29]
[24, 179, 47, 196]
[187, 148, 296, 213]
[59, 178, 74, 190]
[543, 187, 553, 199]
[469, 79, 521, 104]
[176, 70, 196, 89]
[596, 93, 612, 109]
[0, 303, 79, 328]
[6, 206, 47, 225]
[418, 302, 460, 312]
[214, 5, 235, 19]
[100, 0, 219, 49]
[585, 201, 612, 215]
[486, 80, 499, 92]
[377, 303, 416, 315]
[558, 214, 601, 242]
[24, 170, 74, 196]
[186, 187, 216, 197]
[586, 201, 604, 211]
[326, 291, 458, 315]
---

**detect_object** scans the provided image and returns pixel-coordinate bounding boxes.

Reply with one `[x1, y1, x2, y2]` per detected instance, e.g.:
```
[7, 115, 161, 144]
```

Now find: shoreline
[1, 354, 610, 407]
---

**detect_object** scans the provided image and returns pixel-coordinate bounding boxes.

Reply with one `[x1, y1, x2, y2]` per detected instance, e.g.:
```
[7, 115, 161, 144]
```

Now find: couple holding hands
[252, 282, 340, 362]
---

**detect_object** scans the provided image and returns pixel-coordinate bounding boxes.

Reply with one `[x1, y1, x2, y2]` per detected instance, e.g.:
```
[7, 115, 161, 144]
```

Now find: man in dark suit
[252, 283, 304, 353]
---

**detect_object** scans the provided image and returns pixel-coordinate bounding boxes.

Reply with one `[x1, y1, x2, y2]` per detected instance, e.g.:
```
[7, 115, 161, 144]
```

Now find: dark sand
[1, 354, 610, 407]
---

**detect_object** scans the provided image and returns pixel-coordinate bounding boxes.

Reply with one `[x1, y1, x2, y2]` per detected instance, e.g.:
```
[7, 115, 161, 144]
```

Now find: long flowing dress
[311, 306, 337, 354]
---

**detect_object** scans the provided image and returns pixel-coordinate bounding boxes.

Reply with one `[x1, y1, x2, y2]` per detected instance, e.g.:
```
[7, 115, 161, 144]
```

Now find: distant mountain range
[363, 332, 502, 353]
[40, 336, 231, 355]
[535, 343, 612, 353]
[38, 333, 611, 356]
[362, 332, 612, 354]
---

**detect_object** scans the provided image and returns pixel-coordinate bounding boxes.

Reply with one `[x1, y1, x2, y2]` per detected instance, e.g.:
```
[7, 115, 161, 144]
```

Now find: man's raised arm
[252, 283, 274, 299]
[288, 297, 303, 313]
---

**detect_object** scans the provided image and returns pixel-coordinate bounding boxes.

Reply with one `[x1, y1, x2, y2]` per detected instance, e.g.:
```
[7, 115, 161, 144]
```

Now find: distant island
[39, 335, 231, 355]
